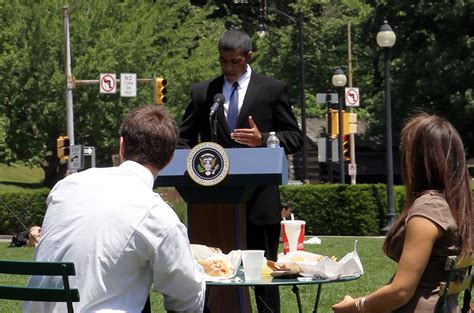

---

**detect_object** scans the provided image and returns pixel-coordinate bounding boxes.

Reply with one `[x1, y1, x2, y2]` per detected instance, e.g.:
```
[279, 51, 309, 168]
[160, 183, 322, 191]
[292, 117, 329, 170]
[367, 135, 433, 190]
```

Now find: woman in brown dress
[333, 113, 473, 313]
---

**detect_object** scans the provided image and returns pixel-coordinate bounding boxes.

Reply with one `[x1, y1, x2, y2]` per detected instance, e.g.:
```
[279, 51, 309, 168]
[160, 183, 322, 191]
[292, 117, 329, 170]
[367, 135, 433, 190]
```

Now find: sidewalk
[0, 235, 12, 243]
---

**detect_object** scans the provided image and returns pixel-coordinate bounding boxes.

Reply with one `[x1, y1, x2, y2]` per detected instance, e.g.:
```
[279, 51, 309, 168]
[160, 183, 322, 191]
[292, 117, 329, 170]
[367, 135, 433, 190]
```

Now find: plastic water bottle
[266, 131, 280, 148]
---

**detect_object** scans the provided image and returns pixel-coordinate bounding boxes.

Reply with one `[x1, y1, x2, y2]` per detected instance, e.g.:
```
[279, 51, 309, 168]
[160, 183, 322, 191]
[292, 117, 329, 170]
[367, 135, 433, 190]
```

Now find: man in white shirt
[23, 105, 205, 313]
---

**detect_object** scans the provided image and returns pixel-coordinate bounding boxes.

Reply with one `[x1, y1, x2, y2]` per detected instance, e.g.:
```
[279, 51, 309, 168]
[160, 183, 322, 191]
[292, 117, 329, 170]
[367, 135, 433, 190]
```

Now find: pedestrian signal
[154, 77, 167, 105]
[56, 136, 70, 160]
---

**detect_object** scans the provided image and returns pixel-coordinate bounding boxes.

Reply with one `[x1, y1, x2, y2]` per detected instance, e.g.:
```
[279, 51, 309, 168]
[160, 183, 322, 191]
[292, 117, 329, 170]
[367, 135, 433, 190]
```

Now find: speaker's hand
[230, 116, 262, 147]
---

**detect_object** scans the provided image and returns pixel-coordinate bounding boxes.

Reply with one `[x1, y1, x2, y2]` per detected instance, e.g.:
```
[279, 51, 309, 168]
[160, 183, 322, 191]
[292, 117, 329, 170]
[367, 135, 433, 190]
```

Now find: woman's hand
[332, 295, 357, 313]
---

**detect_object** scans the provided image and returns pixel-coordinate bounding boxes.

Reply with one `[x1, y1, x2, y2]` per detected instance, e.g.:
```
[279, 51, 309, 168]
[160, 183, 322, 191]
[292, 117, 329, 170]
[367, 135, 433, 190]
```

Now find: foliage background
[0, 0, 472, 186]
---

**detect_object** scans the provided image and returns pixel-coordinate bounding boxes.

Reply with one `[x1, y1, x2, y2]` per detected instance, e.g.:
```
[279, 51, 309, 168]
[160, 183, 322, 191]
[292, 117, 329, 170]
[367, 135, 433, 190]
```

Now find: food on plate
[261, 262, 273, 276]
[197, 257, 233, 277]
[267, 260, 301, 272]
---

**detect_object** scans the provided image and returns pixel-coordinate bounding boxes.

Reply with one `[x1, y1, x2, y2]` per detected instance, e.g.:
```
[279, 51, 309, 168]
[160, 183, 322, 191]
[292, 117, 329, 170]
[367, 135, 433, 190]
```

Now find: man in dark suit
[179, 29, 302, 313]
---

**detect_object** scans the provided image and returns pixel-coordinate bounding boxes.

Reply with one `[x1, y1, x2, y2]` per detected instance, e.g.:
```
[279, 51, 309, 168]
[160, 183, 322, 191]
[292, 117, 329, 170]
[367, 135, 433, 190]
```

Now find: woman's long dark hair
[383, 113, 472, 257]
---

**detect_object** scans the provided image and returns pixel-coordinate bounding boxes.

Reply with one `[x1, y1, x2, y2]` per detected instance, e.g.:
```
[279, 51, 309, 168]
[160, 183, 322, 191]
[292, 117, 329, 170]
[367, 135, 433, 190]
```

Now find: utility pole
[347, 21, 356, 184]
[60, 5, 160, 172]
[62, 5, 77, 174]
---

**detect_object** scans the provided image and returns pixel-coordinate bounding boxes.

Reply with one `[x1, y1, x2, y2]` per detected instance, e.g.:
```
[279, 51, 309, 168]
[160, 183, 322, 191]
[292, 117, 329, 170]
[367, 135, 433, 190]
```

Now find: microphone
[209, 93, 225, 117]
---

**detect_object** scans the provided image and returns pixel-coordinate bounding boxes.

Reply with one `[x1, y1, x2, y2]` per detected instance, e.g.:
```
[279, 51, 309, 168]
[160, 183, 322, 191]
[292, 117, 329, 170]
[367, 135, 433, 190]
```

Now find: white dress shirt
[223, 64, 252, 120]
[23, 161, 205, 313]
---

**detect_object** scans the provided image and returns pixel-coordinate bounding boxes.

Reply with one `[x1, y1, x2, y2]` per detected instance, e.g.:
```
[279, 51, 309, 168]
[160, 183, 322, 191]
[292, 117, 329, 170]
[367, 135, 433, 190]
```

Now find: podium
[155, 147, 288, 312]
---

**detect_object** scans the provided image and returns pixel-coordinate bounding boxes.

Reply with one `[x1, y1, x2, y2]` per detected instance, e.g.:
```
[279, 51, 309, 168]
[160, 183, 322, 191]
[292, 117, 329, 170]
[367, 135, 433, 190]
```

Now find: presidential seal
[186, 142, 230, 186]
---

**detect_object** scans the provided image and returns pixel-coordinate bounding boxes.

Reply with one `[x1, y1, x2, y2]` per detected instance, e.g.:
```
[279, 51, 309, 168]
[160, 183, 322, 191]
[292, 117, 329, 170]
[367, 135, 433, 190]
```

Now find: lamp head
[257, 23, 268, 38]
[256, 9, 268, 38]
[332, 68, 347, 87]
[376, 20, 396, 48]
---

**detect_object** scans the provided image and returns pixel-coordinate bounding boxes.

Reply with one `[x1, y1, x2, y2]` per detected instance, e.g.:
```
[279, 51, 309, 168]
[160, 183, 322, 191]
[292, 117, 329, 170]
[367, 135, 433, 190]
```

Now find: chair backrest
[0, 260, 80, 313]
[436, 255, 473, 313]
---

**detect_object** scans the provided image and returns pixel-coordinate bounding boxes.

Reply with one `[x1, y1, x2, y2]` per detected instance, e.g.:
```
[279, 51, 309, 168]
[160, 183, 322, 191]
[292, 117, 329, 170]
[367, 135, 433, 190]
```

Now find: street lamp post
[332, 68, 347, 184]
[256, 1, 308, 181]
[377, 20, 397, 232]
[326, 91, 334, 183]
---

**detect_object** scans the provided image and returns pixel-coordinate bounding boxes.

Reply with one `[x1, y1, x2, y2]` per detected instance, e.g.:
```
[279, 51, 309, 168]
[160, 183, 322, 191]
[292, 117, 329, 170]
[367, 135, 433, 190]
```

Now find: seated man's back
[23, 105, 205, 313]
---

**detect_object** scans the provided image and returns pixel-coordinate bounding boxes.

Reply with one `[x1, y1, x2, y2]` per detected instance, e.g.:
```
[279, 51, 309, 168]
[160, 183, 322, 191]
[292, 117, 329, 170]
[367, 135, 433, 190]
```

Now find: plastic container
[266, 131, 280, 148]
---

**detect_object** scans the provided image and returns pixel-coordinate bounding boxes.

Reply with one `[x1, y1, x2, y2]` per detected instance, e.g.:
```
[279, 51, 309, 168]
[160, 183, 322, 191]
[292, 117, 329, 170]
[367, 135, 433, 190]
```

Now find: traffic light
[330, 110, 338, 137]
[154, 77, 167, 105]
[342, 134, 350, 161]
[330, 111, 355, 137]
[56, 136, 70, 160]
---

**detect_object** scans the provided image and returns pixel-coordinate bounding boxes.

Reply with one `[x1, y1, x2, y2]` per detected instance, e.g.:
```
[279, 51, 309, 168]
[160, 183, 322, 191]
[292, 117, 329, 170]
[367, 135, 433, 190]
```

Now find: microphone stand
[210, 114, 218, 143]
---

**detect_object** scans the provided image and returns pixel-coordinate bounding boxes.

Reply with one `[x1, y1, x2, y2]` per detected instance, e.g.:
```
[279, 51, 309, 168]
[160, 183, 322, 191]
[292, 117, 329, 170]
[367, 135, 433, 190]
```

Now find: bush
[0, 188, 188, 235]
[0, 190, 50, 234]
[280, 184, 406, 236]
[1, 184, 410, 236]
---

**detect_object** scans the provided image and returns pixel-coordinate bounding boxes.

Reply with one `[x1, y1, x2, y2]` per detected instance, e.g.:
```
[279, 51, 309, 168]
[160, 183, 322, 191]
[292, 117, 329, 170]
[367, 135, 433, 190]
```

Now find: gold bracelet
[360, 296, 367, 313]
[355, 296, 367, 313]
[354, 297, 362, 313]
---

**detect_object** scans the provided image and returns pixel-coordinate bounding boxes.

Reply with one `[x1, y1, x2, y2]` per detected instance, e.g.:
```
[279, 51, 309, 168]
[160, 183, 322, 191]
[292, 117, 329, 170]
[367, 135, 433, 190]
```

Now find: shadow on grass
[0, 181, 45, 189]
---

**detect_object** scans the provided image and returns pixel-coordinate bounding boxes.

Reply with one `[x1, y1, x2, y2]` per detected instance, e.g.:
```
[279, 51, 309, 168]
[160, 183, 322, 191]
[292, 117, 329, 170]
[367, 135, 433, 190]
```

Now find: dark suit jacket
[179, 72, 302, 225]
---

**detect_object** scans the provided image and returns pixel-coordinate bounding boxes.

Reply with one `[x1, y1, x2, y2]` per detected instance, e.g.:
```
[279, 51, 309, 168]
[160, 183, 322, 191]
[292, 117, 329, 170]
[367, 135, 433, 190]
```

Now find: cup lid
[281, 220, 305, 224]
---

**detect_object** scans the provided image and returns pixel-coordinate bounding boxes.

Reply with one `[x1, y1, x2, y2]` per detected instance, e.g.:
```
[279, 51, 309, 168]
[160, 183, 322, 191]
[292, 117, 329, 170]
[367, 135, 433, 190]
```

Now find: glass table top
[206, 269, 361, 286]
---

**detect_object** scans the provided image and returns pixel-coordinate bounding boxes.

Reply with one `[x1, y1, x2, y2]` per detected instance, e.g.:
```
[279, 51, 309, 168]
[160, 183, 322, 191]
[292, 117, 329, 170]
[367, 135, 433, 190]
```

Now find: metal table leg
[312, 284, 322, 313]
[204, 286, 211, 313]
[291, 285, 303, 313]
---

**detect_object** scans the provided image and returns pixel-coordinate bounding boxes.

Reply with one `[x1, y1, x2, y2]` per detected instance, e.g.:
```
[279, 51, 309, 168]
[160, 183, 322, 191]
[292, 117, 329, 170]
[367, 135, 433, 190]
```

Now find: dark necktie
[227, 82, 239, 132]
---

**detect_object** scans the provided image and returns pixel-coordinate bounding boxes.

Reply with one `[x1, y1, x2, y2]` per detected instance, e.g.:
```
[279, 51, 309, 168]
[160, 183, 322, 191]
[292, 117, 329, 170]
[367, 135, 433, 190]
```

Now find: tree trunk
[41, 155, 67, 189]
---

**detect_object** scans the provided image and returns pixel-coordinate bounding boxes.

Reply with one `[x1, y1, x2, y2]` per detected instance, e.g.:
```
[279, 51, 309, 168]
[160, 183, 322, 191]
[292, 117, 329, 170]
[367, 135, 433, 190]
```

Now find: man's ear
[246, 50, 253, 63]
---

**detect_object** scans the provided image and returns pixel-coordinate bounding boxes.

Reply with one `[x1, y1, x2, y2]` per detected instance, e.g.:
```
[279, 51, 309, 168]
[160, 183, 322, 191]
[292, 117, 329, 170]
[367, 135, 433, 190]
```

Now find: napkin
[304, 236, 322, 245]
[278, 240, 364, 279]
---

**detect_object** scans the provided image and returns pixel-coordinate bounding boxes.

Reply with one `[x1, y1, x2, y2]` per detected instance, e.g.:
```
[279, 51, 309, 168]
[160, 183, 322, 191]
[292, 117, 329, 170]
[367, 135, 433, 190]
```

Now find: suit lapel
[237, 73, 260, 128]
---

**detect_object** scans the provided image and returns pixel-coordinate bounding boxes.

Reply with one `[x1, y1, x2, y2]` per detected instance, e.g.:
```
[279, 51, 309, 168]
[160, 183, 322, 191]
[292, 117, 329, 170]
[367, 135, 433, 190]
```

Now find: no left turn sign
[100, 73, 116, 94]
[345, 87, 360, 107]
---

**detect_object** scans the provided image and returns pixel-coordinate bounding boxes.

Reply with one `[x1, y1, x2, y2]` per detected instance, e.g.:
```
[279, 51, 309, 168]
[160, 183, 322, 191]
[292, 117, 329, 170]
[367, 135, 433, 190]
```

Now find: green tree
[243, 0, 374, 119]
[1, 0, 472, 189]
[364, 0, 474, 153]
[0, 0, 222, 187]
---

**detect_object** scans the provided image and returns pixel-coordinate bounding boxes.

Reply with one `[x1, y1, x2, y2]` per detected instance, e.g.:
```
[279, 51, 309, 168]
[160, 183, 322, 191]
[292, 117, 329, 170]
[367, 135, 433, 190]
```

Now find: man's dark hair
[119, 105, 178, 170]
[218, 29, 252, 56]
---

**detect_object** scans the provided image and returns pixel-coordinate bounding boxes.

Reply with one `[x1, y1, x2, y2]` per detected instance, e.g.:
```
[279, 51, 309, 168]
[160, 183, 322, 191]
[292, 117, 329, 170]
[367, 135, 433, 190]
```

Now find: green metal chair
[435, 255, 473, 313]
[0, 260, 80, 313]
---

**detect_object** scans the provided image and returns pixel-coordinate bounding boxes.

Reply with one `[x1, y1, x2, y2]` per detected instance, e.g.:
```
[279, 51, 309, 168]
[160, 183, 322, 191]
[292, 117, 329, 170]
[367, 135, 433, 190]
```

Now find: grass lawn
[0, 236, 396, 312]
[0, 164, 45, 192]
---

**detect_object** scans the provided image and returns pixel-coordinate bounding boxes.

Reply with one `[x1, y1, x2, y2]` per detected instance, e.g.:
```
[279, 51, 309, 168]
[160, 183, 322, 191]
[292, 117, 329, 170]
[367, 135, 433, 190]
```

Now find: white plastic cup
[281, 220, 305, 254]
[241, 250, 265, 281]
